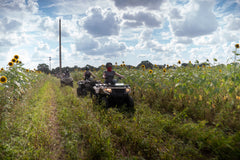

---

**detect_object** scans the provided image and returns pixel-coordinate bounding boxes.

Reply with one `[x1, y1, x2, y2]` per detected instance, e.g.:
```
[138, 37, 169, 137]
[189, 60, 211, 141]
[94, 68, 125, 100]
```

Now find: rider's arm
[102, 72, 106, 79]
[90, 71, 96, 78]
[115, 72, 124, 79]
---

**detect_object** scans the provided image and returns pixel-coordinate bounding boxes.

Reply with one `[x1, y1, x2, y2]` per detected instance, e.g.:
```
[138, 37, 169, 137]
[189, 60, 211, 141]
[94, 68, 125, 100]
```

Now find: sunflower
[163, 68, 166, 72]
[16, 60, 19, 63]
[189, 61, 191, 64]
[141, 65, 145, 69]
[115, 62, 117, 65]
[26, 69, 29, 72]
[8, 62, 14, 67]
[154, 64, 157, 67]
[219, 69, 222, 73]
[178, 60, 181, 64]
[149, 69, 153, 74]
[14, 55, 19, 60]
[122, 61, 125, 64]
[0, 76, 7, 83]
[235, 44, 239, 49]
[167, 64, 169, 68]
[11, 58, 17, 63]
[1, 68, 4, 71]
[123, 64, 126, 67]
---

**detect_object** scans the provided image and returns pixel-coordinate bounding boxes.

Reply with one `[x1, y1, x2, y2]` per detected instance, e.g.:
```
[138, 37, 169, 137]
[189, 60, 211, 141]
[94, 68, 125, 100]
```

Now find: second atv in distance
[77, 78, 100, 97]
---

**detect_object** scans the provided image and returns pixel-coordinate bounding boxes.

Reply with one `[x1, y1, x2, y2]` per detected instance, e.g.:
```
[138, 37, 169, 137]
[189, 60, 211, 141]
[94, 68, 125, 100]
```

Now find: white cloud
[83, 7, 121, 37]
[169, 8, 182, 19]
[170, 0, 218, 37]
[75, 34, 99, 52]
[123, 11, 163, 28]
[175, 37, 192, 44]
[111, 0, 166, 10]
[225, 14, 240, 31]
[36, 41, 50, 51]
[47, 0, 112, 16]
[74, 34, 127, 57]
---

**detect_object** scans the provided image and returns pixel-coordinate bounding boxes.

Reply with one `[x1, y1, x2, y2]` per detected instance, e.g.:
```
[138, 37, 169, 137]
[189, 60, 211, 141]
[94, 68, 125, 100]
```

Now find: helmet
[106, 62, 112, 68]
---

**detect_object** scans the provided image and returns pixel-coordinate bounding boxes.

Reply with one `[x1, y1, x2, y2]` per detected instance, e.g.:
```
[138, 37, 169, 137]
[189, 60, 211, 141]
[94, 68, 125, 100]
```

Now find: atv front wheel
[126, 96, 135, 113]
[77, 87, 87, 97]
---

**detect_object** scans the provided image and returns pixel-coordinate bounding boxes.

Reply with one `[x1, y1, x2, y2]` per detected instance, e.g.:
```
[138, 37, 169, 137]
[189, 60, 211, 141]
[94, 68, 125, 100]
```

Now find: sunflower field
[0, 55, 42, 120]
[0, 44, 240, 159]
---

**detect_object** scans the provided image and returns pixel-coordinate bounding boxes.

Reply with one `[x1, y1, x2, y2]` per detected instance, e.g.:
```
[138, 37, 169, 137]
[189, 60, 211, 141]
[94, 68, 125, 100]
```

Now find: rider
[64, 69, 70, 78]
[103, 62, 124, 84]
[84, 66, 96, 80]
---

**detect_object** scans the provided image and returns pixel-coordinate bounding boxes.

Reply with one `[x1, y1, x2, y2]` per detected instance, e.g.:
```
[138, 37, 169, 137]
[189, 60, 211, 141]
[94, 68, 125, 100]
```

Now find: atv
[60, 76, 73, 87]
[77, 78, 100, 97]
[93, 79, 135, 113]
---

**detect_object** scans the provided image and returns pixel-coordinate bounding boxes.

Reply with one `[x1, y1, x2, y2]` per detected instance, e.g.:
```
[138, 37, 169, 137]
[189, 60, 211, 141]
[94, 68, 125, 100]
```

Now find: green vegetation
[1, 46, 240, 159]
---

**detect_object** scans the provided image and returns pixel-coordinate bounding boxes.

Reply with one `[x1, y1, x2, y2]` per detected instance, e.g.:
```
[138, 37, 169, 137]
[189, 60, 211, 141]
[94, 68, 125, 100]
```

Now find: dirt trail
[48, 82, 65, 160]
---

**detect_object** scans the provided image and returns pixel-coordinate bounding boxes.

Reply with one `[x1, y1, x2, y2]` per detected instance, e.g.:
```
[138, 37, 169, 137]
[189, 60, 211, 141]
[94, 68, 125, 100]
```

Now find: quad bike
[60, 76, 73, 87]
[93, 79, 135, 113]
[77, 78, 100, 97]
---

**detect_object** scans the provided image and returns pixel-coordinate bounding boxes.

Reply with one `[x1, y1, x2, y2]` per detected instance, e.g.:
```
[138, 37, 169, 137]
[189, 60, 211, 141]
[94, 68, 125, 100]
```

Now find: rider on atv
[84, 66, 96, 80]
[103, 62, 124, 84]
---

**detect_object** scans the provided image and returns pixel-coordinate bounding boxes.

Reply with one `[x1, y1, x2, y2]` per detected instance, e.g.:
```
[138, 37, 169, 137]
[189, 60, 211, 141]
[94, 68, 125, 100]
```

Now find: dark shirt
[84, 71, 91, 80]
[104, 71, 115, 84]
[65, 71, 70, 78]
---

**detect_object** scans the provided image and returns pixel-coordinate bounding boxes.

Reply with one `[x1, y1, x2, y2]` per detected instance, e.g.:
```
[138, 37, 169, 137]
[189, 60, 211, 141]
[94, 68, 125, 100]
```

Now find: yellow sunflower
[167, 64, 169, 68]
[1, 68, 4, 71]
[235, 44, 239, 49]
[122, 61, 125, 64]
[178, 60, 181, 64]
[26, 69, 29, 72]
[8, 62, 14, 67]
[141, 65, 145, 69]
[149, 69, 153, 74]
[163, 68, 166, 72]
[0, 76, 7, 83]
[219, 69, 222, 73]
[14, 55, 19, 60]
[189, 61, 191, 64]
[11, 58, 17, 63]
[16, 60, 19, 63]
[154, 64, 157, 67]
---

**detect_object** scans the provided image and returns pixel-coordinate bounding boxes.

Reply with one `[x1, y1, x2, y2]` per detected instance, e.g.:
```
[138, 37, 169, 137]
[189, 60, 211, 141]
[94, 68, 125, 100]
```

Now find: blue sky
[0, 0, 240, 69]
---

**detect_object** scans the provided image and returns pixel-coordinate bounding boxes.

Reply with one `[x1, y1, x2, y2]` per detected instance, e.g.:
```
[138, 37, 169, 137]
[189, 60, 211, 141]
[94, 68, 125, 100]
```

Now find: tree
[37, 63, 50, 74]
[137, 60, 153, 69]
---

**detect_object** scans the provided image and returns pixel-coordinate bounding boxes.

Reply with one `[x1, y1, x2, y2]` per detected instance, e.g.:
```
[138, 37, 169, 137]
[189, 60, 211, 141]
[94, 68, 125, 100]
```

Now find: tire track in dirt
[47, 79, 65, 160]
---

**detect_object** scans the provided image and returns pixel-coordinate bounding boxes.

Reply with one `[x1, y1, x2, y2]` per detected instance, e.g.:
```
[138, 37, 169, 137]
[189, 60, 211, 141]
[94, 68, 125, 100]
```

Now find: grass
[1, 64, 240, 159]
[0, 76, 63, 159]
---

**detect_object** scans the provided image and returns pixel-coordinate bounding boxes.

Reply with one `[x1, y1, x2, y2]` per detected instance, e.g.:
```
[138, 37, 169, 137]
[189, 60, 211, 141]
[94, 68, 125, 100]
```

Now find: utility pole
[59, 19, 62, 76]
[49, 57, 51, 71]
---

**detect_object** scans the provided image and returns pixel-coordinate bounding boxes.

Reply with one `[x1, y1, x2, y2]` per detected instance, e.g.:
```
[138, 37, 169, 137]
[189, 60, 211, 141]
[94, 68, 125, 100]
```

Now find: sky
[0, 0, 240, 69]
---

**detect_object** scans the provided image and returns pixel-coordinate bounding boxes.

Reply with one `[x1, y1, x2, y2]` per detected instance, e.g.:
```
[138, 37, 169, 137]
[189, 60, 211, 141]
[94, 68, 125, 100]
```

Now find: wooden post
[59, 19, 62, 76]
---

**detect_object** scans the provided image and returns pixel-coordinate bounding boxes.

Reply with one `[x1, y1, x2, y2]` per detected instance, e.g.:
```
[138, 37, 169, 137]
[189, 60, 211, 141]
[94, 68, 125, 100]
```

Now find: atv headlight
[104, 88, 112, 93]
[126, 88, 131, 93]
